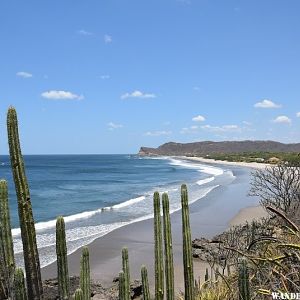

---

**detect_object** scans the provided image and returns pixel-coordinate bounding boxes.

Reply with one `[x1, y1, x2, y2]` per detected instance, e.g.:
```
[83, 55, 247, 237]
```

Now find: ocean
[0, 154, 235, 269]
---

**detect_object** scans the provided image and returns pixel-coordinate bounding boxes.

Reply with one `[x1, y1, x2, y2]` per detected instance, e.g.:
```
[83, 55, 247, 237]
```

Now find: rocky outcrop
[42, 276, 143, 300]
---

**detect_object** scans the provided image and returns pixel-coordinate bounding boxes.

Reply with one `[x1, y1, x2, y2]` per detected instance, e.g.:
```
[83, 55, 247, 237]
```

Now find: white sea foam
[168, 158, 224, 176]
[197, 176, 215, 186]
[112, 196, 145, 209]
[12, 196, 145, 237]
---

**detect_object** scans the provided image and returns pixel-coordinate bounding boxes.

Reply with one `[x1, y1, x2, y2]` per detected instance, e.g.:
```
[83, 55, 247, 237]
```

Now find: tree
[250, 162, 300, 222]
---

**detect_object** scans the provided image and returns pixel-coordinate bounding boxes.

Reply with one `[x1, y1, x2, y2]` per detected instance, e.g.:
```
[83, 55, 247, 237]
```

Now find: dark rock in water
[42, 276, 142, 299]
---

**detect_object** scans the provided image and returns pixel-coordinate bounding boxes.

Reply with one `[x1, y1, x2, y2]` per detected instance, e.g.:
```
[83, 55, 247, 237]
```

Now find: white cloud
[41, 90, 84, 100]
[78, 29, 93, 36]
[254, 99, 281, 108]
[16, 71, 33, 78]
[104, 34, 112, 43]
[273, 115, 291, 124]
[242, 121, 252, 126]
[201, 124, 241, 132]
[100, 75, 110, 80]
[192, 115, 205, 122]
[296, 112, 300, 117]
[121, 90, 156, 100]
[108, 122, 123, 130]
[145, 130, 172, 136]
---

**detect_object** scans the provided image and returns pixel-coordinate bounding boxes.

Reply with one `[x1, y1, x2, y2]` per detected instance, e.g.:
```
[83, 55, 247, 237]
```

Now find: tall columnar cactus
[14, 268, 27, 300]
[7, 107, 43, 300]
[74, 289, 84, 300]
[0, 179, 15, 298]
[162, 193, 174, 300]
[238, 258, 250, 300]
[56, 216, 70, 300]
[153, 191, 164, 300]
[80, 247, 90, 300]
[121, 247, 130, 300]
[181, 184, 194, 300]
[118, 271, 125, 300]
[141, 265, 150, 300]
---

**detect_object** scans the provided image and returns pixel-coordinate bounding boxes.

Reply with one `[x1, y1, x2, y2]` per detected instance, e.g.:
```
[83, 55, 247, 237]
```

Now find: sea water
[0, 155, 235, 268]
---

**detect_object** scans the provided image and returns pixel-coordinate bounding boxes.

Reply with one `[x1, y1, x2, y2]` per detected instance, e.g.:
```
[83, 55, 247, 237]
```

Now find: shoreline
[41, 160, 267, 294]
[179, 155, 270, 169]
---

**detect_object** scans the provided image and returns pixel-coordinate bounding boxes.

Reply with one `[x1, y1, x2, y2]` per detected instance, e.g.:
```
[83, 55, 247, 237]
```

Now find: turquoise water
[0, 155, 234, 268]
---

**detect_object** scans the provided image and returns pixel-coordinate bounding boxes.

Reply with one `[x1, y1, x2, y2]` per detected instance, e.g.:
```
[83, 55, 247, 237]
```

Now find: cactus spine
[80, 247, 90, 300]
[181, 184, 194, 300]
[141, 265, 150, 300]
[118, 271, 125, 300]
[56, 216, 70, 300]
[74, 289, 84, 300]
[153, 192, 164, 300]
[238, 258, 250, 300]
[7, 107, 43, 300]
[14, 268, 27, 300]
[121, 247, 130, 300]
[162, 193, 174, 300]
[0, 179, 15, 298]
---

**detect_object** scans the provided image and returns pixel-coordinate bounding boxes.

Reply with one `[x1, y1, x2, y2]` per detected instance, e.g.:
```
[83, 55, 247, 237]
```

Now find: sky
[0, 0, 300, 154]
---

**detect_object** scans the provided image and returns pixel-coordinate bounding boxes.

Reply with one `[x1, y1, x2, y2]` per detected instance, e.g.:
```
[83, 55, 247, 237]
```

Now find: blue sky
[0, 0, 300, 154]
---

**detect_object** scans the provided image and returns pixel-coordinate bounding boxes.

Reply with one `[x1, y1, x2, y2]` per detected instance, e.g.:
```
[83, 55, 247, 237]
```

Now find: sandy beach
[41, 161, 268, 294]
[181, 155, 270, 169]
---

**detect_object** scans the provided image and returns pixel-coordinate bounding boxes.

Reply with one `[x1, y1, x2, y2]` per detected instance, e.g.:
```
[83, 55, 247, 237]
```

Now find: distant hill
[138, 140, 300, 156]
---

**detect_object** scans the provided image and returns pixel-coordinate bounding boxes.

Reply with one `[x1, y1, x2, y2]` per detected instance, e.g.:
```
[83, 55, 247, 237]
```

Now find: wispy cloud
[145, 130, 172, 136]
[121, 90, 156, 100]
[108, 122, 123, 130]
[180, 126, 198, 134]
[242, 121, 252, 126]
[41, 90, 84, 100]
[273, 115, 291, 124]
[104, 34, 112, 44]
[296, 112, 300, 118]
[16, 71, 33, 78]
[192, 115, 206, 122]
[78, 29, 93, 36]
[100, 75, 110, 80]
[254, 99, 281, 108]
[201, 124, 241, 132]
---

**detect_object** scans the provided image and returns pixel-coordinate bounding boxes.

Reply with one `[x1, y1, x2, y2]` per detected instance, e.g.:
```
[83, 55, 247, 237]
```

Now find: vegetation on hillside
[199, 151, 300, 164]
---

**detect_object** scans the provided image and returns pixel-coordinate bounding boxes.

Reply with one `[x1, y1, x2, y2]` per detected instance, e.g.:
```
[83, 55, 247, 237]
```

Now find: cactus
[7, 107, 43, 299]
[74, 289, 84, 300]
[80, 247, 90, 300]
[14, 268, 27, 300]
[153, 191, 164, 300]
[121, 247, 130, 300]
[238, 258, 250, 300]
[118, 271, 125, 300]
[181, 184, 194, 300]
[56, 216, 70, 300]
[0, 179, 15, 298]
[141, 265, 150, 300]
[162, 193, 174, 300]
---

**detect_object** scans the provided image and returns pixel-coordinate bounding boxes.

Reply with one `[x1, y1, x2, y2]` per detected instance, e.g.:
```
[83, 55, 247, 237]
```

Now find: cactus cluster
[0, 107, 226, 300]
[1, 107, 93, 300]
